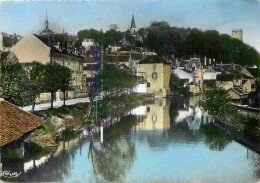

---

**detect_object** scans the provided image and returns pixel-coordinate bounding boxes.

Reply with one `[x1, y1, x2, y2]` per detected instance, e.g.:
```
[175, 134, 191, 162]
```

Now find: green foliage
[97, 64, 137, 95]
[30, 62, 48, 103]
[169, 73, 191, 96]
[143, 21, 186, 56]
[179, 87, 191, 96]
[44, 63, 62, 93]
[200, 123, 232, 151]
[142, 21, 260, 66]
[57, 65, 72, 92]
[202, 89, 233, 115]
[2, 36, 12, 47]
[169, 73, 180, 93]
[2, 62, 28, 107]
[76, 28, 122, 48]
[24, 142, 56, 160]
[135, 40, 143, 47]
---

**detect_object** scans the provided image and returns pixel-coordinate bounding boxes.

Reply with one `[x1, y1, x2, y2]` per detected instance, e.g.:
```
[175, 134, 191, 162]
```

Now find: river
[1, 96, 260, 183]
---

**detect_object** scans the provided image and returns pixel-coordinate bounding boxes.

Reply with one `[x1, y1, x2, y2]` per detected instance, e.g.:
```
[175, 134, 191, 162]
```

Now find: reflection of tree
[90, 115, 136, 182]
[22, 144, 77, 182]
[200, 123, 232, 151]
[169, 102, 178, 123]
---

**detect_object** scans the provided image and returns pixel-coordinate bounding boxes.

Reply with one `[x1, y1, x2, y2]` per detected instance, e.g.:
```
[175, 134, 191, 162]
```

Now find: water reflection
[1, 96, 260, 182]
[137, 98, 170, 131]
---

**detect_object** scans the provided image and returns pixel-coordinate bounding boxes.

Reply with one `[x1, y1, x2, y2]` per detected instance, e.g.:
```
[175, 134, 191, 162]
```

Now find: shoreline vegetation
[28, 94, 148, 151]
[201, 89, 260, 149]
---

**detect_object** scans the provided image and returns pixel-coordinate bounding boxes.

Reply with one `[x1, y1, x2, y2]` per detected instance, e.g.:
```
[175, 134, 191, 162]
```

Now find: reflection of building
[137, 98, 170, 131]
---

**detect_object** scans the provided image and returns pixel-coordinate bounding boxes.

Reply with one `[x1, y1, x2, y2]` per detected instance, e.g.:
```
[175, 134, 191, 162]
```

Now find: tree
[57, 65, 72, 106]
[109, 24, 119, 31]
[29, 62, 48, 111]
[201, 89, 233, 115]
[169, 73, 180, 94]
[2, 62, 28, 107]
[44, 63, 62, 109]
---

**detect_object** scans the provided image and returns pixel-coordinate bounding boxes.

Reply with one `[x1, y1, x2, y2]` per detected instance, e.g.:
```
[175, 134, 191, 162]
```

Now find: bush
[202, 89, 232, 115]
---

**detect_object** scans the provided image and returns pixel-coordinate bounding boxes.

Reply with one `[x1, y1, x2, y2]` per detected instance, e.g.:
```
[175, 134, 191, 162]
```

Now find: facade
[203, 67, 216, 80]
[227, 87, 248, 104]
[241, 68, 259, 91]
[82, 38, 97, 51]
[109, 45, 122, 52]
[242, 79, 251, 93]
[216, 74, 235, 90]
[137, 56, 171, 96]
[232, 29, 243, 41]
[142, 51, 157, 56]
[188, 82, 200, 95]
[11, 34, 84, 91]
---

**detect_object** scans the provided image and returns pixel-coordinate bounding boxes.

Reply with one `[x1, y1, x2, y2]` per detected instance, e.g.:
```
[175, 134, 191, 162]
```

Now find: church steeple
[131, 14, 136, 28]
[40, 9, 54, 36]
[45, 9, 49, 29]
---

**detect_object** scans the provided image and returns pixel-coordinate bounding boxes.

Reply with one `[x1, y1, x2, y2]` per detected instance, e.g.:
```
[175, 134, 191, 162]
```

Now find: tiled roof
[0, 99, 44, 147]
[104, 55, 130, 62]
[139, 55, 169, 64]
[204, 67, 216, 73]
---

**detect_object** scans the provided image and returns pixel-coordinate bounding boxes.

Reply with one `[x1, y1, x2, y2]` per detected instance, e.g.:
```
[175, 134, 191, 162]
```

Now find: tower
[39, 9, 54, 36]
[232, 29, 243, 41]
[45, 9, 49, 30]
[129, 14, 137, 34]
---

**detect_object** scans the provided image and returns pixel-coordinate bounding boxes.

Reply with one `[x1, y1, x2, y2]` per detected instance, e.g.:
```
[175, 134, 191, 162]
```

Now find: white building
[82, 38, 98, 51]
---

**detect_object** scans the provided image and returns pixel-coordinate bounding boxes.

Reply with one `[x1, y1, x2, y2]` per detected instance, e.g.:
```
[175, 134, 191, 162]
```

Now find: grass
[31, 94, 147, 145]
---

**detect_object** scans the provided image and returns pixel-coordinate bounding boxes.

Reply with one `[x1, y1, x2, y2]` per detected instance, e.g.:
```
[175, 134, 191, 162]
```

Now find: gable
[11, 34, 50, 64]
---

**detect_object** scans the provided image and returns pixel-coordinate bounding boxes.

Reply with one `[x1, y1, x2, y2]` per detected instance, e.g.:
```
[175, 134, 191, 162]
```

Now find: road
[22, 97, 90, 112]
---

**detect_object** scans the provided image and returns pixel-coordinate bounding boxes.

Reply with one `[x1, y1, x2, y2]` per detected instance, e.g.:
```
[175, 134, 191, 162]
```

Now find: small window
[147, 82, 150, 87]
[152, 72, 157, 80]
[147, 107, 150, 112]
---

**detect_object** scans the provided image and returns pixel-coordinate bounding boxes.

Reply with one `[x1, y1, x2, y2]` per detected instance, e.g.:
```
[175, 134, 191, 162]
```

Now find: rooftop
[0, 99, 44, 146]
[139, 55, 169, 64]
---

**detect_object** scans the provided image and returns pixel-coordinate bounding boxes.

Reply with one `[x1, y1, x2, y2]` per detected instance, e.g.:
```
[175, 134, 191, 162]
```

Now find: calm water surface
[1, 96, 260, 183]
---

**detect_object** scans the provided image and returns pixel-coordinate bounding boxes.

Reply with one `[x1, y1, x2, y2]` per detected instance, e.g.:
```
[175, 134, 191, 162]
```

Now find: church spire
[45, 9, 49, 29]
[131, 14, 136, 28]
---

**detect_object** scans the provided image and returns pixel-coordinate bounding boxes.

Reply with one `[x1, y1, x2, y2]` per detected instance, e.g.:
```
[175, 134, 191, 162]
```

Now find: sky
[1, 0, 260, 52]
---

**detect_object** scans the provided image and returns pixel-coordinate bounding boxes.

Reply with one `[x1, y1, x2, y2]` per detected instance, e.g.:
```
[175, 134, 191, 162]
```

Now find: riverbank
[28, 94, 148, 149]
[200, 90, 260, 151]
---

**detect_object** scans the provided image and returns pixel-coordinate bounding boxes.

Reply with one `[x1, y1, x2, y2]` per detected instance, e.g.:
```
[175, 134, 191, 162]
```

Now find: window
[147, 107, 150, 112]
[147, 82, 150, 87]
[152, 72, 157, 80]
